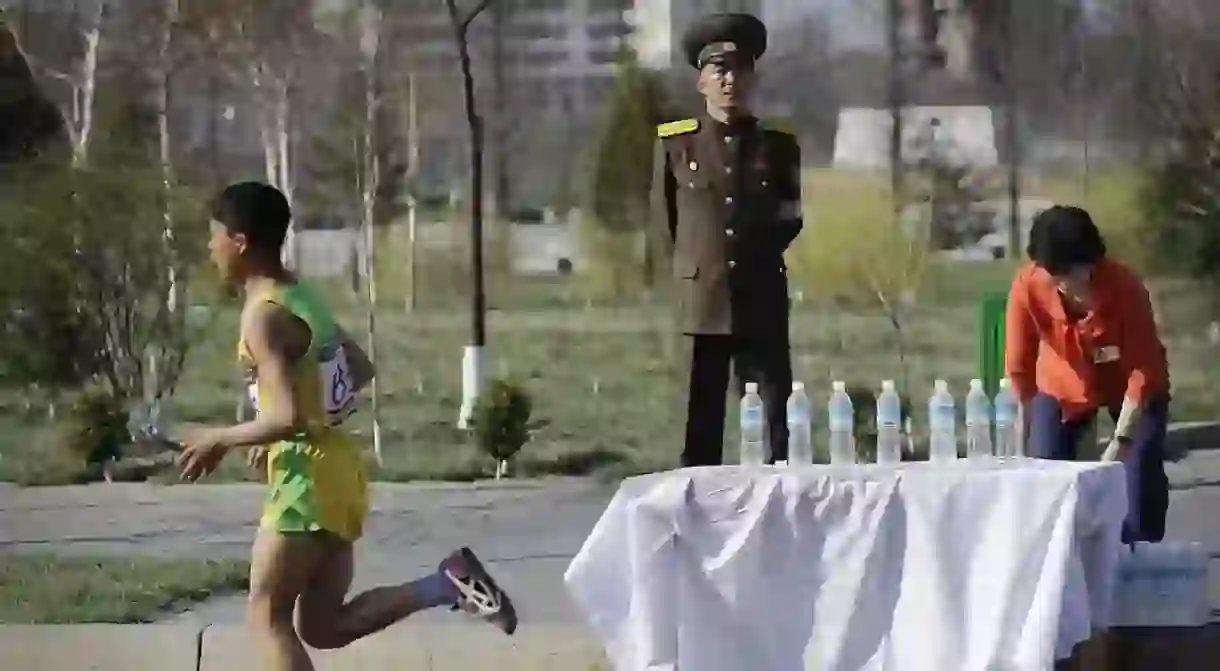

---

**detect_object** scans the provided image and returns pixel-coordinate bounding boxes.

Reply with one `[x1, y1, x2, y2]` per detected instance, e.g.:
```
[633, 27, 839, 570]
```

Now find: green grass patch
[0, 553, 250, 623]
[3, 275, 1216, 485]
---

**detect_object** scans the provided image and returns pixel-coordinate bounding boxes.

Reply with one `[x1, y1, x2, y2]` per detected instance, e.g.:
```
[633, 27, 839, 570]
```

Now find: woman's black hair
[1025, 205, 1107, 275]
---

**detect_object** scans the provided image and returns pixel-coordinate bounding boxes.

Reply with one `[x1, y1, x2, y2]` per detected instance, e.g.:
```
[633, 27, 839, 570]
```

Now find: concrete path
[0, 624, 609, 670]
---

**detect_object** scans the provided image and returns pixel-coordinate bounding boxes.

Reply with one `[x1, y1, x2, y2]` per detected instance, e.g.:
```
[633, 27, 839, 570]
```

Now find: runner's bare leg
[295, 534, 442, 649]
[249, 530, 518, 669]
[247, 529, 324, 671]
[295, 540, 518, 647]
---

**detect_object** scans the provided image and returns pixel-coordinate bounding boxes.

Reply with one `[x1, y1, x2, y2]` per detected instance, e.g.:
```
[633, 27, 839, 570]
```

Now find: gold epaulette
[657, 118, 699, 138]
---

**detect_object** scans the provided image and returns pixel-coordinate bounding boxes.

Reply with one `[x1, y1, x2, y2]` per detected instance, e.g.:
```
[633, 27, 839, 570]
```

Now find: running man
[178, 182, 516, 671]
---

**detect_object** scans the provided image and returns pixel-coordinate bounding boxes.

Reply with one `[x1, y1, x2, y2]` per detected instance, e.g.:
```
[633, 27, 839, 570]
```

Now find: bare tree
[5, 0, 106, 419]
[21, 0, 106, 165]
[488, 1, 509, 217]
[1134, 0, 1220, 306]
[402, 70, 421, 313]
[444, 0, 495, 430]
[888, 0, 906, 224]
[242, 7, 304, 268]
[358, 1, 384, 465]
[66, 1, 103, 166]
[141, 0, 187, 402]
[186, 0, 314, 268]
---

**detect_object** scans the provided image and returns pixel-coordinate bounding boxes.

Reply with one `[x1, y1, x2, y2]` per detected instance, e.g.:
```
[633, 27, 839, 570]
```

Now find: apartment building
[374, 0, 635, 205]
[392, 0, 632, 115]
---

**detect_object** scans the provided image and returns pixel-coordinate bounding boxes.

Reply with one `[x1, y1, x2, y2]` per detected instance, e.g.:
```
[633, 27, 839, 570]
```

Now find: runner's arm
[214, 303, 308, 449]
[336, 328, 375, 394]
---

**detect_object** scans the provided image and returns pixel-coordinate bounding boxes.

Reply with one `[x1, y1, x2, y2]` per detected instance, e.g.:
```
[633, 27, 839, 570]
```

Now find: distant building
[367, 0, 635, 206]
[389, 0, 632, 116]
[833, 105, 999, 170]
[297, 229, 361, 279]
[294, 219, 586, 280]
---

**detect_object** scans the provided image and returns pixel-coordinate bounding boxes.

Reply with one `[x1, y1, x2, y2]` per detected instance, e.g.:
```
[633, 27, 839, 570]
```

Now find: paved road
[3, 459, 1220, 627]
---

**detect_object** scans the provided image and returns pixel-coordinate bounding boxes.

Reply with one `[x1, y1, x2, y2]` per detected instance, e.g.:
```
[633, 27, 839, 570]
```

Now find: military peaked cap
[681, 13, 768, 70]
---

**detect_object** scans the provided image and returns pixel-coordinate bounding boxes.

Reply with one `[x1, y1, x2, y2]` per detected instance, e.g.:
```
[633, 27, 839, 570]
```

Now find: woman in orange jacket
[1005, 205, 1170, 542]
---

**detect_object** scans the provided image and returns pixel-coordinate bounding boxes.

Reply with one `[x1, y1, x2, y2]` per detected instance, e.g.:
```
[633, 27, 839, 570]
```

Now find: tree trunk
[405, 72, 420, 312]
[253, 63, 277, 185]
[446, 0, 494, 430]
[360, 3, 384, 466]
[73, 3, 103, 166]
[154, 0, 184, 398]
[43, 1, 106, 166]
[458, 35, 486, 351]
[1002, 0, 1021, 259]
[276, 81, 295, 268]
[251, 58, 295, 269]
[490, 2, 509, 218]
[887, 0, 905, 223]
[208, 71, 221, 184]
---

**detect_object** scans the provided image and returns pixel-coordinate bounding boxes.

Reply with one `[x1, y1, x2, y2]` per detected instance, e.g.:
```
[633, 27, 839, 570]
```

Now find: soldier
[651, 13, 803, 467]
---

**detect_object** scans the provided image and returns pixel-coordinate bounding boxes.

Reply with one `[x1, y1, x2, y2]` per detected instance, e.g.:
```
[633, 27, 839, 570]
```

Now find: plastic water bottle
[965, 379, 993, 459]
[827, 381, 855, 465]
[928, 379, 958, 463]
[786, 382, 814, 465]
[993, 378, 1021, 458]
[740, 382, 767, 466]
[876, 380, 903, 465]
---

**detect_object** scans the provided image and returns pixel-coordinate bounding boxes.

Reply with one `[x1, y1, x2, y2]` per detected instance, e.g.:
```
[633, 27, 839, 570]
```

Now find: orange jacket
[1004, 259, 1169, 420]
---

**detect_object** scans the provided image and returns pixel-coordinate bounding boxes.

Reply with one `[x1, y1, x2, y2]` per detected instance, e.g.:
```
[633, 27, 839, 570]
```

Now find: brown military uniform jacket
[651, 113, 803, 337]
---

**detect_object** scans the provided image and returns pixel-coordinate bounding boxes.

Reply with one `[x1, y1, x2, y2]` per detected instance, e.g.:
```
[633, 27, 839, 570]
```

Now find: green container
[978, 292, 1008, 398]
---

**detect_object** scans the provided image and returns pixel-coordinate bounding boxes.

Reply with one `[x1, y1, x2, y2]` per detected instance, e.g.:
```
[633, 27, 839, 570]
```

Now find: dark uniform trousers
[685, 333, 792, 466]
[652, 113, 804, 467]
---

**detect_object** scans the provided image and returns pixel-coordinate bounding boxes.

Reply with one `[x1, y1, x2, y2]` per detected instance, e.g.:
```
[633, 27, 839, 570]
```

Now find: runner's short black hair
[212, 182, 291, 256]
[1025, 205, 1106, 275]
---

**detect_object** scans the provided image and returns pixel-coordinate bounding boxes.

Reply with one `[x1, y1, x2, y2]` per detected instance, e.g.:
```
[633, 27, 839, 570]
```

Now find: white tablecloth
[564, 458, 1128, 671]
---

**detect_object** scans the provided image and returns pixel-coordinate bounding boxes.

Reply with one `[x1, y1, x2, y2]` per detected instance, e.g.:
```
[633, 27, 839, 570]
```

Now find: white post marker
[458, 345, 487, 429]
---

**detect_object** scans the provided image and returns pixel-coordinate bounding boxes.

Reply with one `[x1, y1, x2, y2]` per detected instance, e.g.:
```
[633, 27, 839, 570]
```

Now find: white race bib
[318, 343, 358, 427]
[245, 378, 259, 414]
[243, 343, 358, 427]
